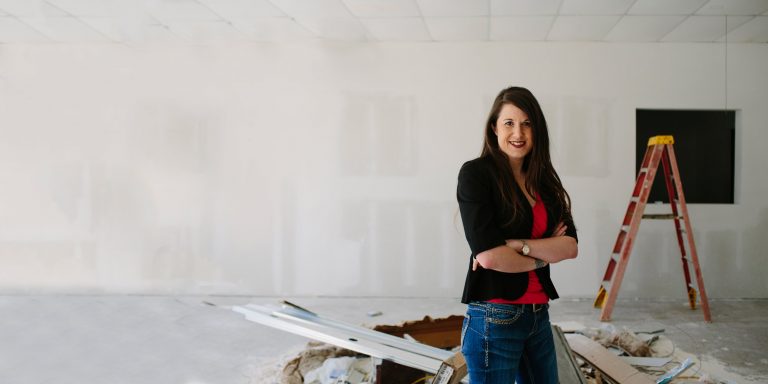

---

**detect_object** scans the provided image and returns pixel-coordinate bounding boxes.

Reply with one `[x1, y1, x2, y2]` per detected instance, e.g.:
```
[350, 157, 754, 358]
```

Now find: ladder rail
[665, 145, 712, 322]
[599, 144, 664, 321]
[660, 147, 696, 308]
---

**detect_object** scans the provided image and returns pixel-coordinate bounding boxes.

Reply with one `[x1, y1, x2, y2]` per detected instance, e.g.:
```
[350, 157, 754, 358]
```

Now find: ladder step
[642, 213, 675, 219]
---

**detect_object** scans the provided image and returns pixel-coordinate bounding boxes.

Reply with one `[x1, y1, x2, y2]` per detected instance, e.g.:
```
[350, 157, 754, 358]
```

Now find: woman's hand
[552, 221, 567, 237]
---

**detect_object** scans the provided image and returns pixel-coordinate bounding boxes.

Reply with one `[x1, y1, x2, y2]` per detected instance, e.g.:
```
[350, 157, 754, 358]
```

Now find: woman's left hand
[552, 222, 567, 237]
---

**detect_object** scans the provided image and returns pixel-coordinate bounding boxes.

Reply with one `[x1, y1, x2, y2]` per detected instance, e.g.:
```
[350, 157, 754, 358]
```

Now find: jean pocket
[487, 305, 522, 325]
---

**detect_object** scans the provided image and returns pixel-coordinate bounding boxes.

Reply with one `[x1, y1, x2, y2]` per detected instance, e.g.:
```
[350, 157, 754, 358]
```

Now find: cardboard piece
[432, 351, 467, 384]
[565, 334, 655, 384]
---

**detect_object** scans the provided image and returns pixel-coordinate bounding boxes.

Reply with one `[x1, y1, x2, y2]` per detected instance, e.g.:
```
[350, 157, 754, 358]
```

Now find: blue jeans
[461, 302, 558, 384]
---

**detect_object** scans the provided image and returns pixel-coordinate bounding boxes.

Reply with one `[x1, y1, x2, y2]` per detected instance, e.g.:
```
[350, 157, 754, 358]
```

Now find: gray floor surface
[1, 296, 765, 384]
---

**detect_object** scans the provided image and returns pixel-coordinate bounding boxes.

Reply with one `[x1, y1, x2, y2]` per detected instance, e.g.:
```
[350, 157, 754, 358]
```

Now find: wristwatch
[520, 240, 531, 256]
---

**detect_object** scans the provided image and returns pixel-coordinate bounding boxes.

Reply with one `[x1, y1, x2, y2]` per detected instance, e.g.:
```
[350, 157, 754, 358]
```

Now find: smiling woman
[456, 86, 578, 384]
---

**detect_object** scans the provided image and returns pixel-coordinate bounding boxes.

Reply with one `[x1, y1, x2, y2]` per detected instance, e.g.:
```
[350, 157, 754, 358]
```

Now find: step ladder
[593, 135, 711, 322]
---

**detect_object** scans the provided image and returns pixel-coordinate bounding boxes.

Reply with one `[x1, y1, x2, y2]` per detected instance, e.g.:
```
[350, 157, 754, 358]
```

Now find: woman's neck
[509, 159, 524, 179]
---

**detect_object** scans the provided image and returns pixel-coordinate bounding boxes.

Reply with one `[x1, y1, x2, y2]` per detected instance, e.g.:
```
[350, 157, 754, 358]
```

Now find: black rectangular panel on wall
[636, 109, 735, 204]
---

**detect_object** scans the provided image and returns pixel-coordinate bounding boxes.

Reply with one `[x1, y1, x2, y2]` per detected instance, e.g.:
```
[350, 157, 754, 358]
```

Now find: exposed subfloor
[1, 296, 765, 384]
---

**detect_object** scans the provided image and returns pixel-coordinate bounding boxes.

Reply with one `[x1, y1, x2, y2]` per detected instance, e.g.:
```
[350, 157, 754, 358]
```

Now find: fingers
[553, 222, 567, 237]
[472, 258, 479, 271]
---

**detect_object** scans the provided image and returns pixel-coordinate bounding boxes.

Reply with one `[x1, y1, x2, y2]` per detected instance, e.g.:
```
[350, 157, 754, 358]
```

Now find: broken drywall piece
[565, 333, 655, 384]
[233, 303, 455, 374]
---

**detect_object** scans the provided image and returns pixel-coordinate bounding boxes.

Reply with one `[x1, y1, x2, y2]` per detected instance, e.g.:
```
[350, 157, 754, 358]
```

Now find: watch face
[522, 244, 530, 256]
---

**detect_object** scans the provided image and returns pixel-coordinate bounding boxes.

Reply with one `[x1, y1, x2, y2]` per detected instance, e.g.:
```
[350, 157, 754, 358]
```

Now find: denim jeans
[461, 302, 558, 384]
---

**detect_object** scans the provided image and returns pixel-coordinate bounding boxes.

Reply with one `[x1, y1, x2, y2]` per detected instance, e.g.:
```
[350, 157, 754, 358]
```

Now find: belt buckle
[532, 303, 545, 312]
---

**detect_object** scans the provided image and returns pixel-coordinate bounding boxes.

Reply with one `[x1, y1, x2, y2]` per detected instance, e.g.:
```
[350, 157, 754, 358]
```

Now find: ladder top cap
[648, 135, 674, 145]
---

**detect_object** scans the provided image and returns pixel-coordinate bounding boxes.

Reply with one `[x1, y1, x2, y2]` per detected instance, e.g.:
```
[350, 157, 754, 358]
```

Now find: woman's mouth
[510, 140, 526, 148]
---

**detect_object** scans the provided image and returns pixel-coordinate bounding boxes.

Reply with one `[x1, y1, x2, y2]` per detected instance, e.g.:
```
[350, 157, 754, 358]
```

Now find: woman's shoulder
[460, 155, 495, 174]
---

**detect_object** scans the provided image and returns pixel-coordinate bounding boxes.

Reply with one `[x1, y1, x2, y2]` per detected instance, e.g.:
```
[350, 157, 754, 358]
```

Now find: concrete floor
[1, 296, 765, 384]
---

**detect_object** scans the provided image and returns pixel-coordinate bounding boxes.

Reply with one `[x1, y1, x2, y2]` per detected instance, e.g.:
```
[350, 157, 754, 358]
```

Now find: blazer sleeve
[563, 213, 578, 242]
[457, 160, 507, 256]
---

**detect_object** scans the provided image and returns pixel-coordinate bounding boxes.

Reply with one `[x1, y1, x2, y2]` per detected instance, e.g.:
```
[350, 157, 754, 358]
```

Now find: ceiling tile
[490, 0, 561, 16]
[0, 15, 49, 42]
[122, 23, 182, 43]
[166, 20, 245, 42]
[559, 0, 635, 15]
[361, 17, 431, 41]
[343, 0, 420, 18]
[490, 16, 554, 40]
[0, 1, 68, 17]
[292, 15, 368, 40]
[604, 15, 685, 41]
[148, 0, 223, 22]
[417, 0, 488, 17]
[80, 13, 182, 43]
[45, 0, 121, 17]
[235, 18, 314, 41]
[662, 15, 751, 42]
[18, 16, 112, 42]
[76, 17, 127, 41]
[0, 1, 42, 16]
[723, 16, 768, 42]
[627, 0, 707, 15]
[198, 0, 286, 21]
[270, 0, 351, 17]
[424, 17, 488, 40]
[696, 0, 768, 16]
[547, 15, 619, 40]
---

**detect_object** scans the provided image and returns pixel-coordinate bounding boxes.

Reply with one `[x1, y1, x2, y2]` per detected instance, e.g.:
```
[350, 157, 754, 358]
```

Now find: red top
[488, 194, 549, 304]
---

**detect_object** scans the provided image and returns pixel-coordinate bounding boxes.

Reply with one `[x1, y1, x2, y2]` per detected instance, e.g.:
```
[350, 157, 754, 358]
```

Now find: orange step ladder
[594, 135, 711, 322]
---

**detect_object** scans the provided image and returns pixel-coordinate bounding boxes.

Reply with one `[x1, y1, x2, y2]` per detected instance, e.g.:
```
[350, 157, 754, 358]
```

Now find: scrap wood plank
[552, 325, 588, 384]
[565, 334, 655, 384]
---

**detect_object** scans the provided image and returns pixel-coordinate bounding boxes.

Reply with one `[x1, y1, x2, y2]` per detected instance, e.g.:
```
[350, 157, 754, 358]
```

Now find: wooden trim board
[565, 334, 655, 384]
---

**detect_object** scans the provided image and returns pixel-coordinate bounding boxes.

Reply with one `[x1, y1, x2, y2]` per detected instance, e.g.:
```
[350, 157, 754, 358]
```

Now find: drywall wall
[0, 41, 766, 298]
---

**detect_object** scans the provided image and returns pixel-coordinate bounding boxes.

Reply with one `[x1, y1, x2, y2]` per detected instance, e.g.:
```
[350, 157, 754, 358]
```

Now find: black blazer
[457, 155, 578, 304]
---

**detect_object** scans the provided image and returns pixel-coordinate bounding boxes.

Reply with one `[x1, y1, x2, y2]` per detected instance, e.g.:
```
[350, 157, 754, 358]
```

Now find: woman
[457, 86, 578, 383]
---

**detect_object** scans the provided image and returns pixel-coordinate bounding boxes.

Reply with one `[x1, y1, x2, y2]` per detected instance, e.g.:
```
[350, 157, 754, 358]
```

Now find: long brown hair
[481, 86, 572, 225]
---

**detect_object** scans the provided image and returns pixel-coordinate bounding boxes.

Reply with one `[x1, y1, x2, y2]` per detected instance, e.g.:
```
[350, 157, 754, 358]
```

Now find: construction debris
[234, 302, 729, 384]
[280, 342, 357, 384]
[655, 358, 693, 384]
[566, 333, 656, 384]
[552, 325, 589, 384]
[583, 324, 652, 357]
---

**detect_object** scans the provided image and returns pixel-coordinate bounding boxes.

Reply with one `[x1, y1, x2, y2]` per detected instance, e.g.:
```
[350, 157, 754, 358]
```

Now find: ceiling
[0, 0, 767, 44]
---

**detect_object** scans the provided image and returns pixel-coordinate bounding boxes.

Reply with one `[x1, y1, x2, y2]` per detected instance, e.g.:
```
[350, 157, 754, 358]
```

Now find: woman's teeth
[510, 141, 525, 148]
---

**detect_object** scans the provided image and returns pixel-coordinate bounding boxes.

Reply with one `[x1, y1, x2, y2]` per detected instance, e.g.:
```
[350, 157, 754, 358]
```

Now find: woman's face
[493, 103, 533, 165]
